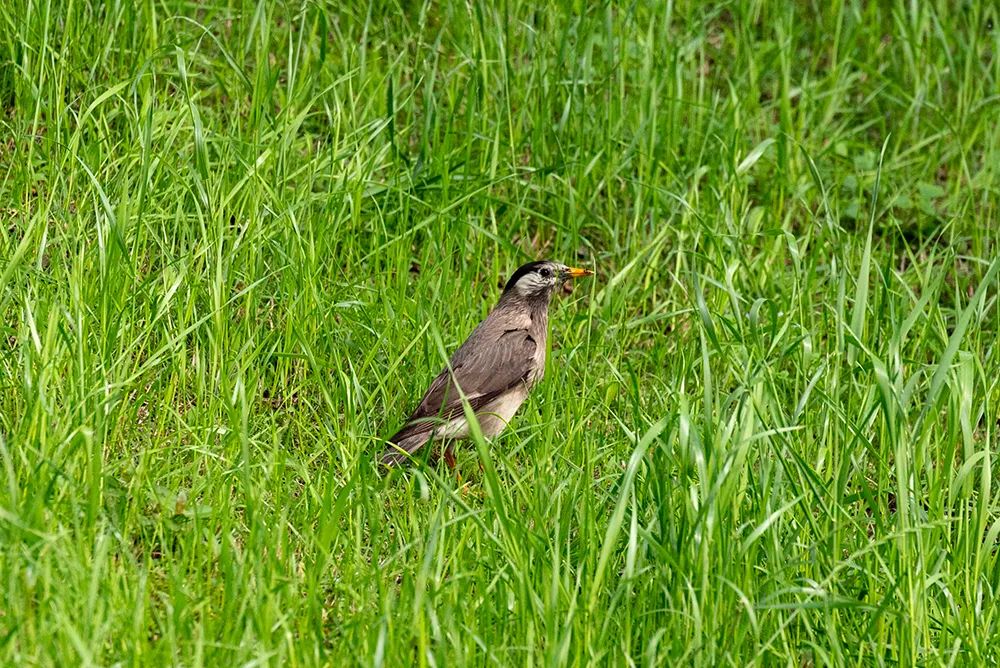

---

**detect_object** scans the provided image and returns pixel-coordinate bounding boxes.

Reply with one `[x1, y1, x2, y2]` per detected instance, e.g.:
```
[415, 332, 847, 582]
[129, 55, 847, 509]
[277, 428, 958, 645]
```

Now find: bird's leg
[443, 443, 466, 487]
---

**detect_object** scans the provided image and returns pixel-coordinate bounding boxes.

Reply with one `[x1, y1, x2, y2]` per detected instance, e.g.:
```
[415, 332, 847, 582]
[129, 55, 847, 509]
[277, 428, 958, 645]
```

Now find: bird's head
[502, 260, 594, 300]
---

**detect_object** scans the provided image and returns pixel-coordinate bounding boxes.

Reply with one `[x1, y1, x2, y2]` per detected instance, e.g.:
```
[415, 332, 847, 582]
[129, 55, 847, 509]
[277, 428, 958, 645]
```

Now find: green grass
[1, 0, 998, 664]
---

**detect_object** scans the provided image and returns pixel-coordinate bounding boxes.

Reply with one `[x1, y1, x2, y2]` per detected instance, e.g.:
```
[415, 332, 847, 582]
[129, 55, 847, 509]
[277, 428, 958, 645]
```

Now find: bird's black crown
[503, 261, 555, 293]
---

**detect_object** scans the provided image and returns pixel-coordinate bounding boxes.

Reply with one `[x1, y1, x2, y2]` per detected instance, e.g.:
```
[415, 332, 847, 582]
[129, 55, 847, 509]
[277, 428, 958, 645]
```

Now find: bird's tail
[380, 424, 430, 467]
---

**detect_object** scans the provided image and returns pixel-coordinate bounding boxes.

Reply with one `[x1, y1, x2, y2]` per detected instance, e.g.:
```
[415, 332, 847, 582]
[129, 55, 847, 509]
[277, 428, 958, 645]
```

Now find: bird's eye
[539, 268, 552, 278]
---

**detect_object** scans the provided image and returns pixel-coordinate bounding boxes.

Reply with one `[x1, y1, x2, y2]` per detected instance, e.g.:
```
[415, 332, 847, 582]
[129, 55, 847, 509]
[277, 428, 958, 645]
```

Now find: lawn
[1, 0, 998, 665]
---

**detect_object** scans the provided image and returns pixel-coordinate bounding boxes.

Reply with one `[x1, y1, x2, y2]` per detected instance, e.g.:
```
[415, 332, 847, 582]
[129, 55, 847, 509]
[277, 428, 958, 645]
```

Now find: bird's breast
[527, 342, 546, 386]
[527, 317, 547, 386]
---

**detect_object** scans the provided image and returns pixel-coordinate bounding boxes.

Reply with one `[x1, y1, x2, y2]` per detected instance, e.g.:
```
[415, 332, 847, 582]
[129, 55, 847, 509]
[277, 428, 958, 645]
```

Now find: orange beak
[563, 267, 594, 279]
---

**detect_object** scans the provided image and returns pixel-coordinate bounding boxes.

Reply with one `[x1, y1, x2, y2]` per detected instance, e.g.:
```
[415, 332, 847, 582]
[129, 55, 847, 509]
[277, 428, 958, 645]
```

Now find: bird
[380, 260, 594, 467]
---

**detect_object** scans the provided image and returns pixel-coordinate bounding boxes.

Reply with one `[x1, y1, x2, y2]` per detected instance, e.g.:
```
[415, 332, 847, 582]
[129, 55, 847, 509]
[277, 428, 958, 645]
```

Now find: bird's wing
[408, 326, 537, 425]
[381, 324, 538, 465]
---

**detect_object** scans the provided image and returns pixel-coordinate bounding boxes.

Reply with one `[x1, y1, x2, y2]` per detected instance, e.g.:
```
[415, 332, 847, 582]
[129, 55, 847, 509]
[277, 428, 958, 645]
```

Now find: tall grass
[1, 0, 998, 664]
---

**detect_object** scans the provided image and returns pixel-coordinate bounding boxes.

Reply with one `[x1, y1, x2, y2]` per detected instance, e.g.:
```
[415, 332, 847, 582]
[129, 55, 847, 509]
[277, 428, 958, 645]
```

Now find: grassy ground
[1, 0, 998, 665]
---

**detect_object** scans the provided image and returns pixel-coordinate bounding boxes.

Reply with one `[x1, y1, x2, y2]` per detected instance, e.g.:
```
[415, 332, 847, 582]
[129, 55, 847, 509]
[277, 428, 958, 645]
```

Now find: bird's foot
[444, 445, 465, 486]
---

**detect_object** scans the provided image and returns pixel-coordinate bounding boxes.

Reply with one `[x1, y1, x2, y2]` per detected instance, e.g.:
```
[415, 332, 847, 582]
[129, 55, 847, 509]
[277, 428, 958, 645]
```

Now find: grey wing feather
[411, 327, 537, 421]
[381, 326, 536, 465]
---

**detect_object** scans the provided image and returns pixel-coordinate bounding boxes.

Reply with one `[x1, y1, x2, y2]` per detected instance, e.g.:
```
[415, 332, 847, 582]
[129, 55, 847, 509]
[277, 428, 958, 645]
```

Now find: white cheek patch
[514, 273, 548, 296]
